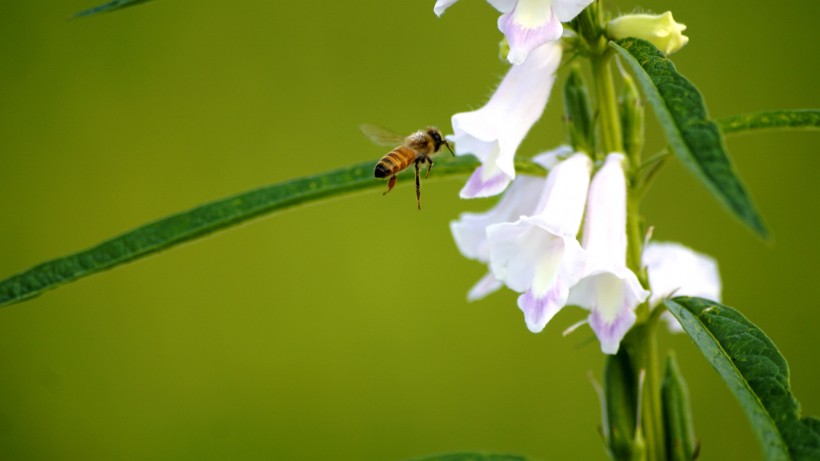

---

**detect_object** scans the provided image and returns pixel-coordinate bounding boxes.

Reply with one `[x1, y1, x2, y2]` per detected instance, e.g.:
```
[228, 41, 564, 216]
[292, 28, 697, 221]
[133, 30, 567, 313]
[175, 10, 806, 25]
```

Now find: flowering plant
[1, 0, 818, 459]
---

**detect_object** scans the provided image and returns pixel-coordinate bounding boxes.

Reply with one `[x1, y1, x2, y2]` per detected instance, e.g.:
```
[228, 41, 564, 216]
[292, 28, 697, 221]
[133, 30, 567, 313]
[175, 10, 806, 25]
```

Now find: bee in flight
[361, 124, 454, 210]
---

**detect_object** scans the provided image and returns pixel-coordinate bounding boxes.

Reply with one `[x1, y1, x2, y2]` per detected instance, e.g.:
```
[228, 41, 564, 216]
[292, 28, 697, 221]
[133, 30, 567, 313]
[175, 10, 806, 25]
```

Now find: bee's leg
[425, 155, 434, 179]
[384, 175, 397, 196]
[414, 161, 422, 210]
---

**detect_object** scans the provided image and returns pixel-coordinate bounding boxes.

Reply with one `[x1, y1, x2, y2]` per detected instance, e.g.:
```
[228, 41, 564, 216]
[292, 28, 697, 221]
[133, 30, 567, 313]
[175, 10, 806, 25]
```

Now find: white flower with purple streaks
[451, 149, 567, 301]
[451, 42, 562, 199]
[643, 241, 721, 332]
[434, 0, 593, 64]
[486, 152, 591, 333]
[567, 153, 649, 354]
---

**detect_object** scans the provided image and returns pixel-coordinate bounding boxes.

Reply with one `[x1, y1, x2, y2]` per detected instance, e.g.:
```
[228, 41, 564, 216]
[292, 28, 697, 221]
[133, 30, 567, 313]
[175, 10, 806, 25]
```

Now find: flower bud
[603, 348, 639, 460]
[662, 353, 699, 461]
[607, 11, 689, 55]
[563, 65, 594, 153]
[619, 71, 644, 160]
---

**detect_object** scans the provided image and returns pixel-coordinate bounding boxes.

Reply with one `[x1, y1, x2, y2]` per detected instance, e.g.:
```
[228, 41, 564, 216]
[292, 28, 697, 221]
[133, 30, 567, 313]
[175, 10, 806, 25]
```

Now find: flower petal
[551, 0, 594, 22]
[588, 294, 637, 354]
[433, 0, 460, 16]
[518, 280, 568, 332]
[452, 174, 545, 260]
[643, 241, 721, 306]
[498, 1, 563, 65]
[459, 165, 512, 199]
[567, 153, 648, 353]
[468, 271, 504, 301]
[485, 153, 591, 331]
[487, 0, 517, 13]
[451, 41, 562, 197]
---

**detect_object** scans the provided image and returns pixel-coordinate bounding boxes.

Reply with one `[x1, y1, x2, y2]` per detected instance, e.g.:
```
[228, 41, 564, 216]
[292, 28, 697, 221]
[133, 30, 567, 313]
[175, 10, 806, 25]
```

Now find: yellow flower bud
[607, 11, 689, 55]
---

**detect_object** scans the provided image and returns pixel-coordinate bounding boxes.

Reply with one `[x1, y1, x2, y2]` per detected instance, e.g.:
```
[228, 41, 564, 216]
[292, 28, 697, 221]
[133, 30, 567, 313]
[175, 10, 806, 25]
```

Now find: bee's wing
[360, 124, 405, 146]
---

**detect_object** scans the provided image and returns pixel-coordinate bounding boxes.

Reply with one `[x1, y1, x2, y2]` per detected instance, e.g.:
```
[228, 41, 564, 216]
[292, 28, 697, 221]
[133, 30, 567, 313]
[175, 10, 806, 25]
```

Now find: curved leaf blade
[719, 110, 820, 135]
[0, 156, 544, 309]
[408, 454, 536, 461]
[611, 38, 768, 239]
[74, 0, 154, 18]
[664, 297, 820, 461]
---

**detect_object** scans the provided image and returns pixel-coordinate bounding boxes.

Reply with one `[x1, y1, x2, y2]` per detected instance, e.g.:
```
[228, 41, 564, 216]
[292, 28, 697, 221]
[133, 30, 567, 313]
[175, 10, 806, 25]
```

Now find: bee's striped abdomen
[374, 146, 416, 178]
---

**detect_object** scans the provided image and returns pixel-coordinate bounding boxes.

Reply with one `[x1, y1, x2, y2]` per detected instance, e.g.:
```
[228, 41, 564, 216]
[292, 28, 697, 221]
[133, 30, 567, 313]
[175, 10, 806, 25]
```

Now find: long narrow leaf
[0, 156, 543, 309]
[611, 38, 769, 239]
[74, 0, 154, 18]
[409, 454, 536, 461]
[664, 297, 820, 461]
[719, 110, 820, 135]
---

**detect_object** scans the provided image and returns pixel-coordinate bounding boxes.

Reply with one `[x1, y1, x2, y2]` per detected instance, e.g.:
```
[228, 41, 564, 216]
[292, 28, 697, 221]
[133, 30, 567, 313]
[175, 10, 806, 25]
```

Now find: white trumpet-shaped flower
[451, 149, 567, 300]
[643, 241, 722, 332]
[434, 0, 594, 64]
[486, 152, 591, 332]
[451, 42, 562, 199]
[567, 153, 649, 354]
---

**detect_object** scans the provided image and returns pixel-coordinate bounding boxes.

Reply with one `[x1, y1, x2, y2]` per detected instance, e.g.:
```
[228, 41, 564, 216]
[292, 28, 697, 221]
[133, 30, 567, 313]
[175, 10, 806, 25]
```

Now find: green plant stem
[591, 51, 623, 155]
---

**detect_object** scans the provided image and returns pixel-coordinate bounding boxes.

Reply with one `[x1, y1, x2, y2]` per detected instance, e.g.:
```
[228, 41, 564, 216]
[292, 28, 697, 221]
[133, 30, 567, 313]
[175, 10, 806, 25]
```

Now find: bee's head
[426, 127, 454, 156]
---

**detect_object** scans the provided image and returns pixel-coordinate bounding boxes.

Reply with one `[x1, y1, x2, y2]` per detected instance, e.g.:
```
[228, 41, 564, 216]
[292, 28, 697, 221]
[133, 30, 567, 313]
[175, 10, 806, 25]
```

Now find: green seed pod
[603, 347, 639, 460]
[563, 65, 594, 153]
[662, 353, 699, 460]
[619, 71, 644, 160]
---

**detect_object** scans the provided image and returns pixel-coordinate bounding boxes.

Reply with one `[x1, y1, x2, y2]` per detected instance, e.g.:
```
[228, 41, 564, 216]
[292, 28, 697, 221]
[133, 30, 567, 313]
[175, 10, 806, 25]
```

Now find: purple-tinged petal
[499, 6, 563, 64]
[588, 299, 637, 354]
[518, 280, 569, 332]
[460, 165, 513, 199]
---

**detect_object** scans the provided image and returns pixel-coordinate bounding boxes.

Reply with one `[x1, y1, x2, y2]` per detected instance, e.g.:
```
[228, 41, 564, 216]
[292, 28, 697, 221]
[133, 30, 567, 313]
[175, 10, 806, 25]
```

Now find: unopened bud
[608, 12, 689, 55]
[662, 353, 699, 461]
[619, 72, 644, 160]
[563, 66, 594, 153]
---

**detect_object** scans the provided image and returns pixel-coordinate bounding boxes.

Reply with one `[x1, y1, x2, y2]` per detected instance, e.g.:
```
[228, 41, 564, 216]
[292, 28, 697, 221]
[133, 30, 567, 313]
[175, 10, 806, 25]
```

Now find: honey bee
[361, 124, 454, 210]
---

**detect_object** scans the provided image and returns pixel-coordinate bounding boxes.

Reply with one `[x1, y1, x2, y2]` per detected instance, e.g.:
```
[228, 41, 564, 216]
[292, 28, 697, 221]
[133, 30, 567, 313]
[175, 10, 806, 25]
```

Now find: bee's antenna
[445, 140, 455, 157]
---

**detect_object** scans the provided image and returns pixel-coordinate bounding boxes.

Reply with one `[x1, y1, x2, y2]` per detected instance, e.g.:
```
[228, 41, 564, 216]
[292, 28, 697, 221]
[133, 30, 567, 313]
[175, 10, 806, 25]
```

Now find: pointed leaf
[718, 110, 820, 135]
[0, 156, 545, 309]
[74, 0, 154, 18]
[664, 297, 820, 461]
[611, 38, 768, 239]
[409, 454, 536, 461]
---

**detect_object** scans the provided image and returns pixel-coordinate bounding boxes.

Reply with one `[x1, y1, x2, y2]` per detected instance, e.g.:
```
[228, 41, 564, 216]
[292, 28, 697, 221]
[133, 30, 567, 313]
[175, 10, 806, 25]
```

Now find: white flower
[451, 41, 562, 199]
[567, 153, 649, 354]
[607, 11, 689, 55]
[434, 0, 594, 64]
[643, 242, 721, 332]
[451, 148, 568, 300]
[486, 152, 591, 332]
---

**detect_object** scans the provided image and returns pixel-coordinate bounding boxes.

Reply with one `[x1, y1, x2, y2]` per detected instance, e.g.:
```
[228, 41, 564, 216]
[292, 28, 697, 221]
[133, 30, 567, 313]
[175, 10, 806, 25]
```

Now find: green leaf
[664, 297, 820, 461]
[611, 38, 768, 239]
[718, 110, 820, 135]
[0, 156, 544, 309]
[408, 454, 536, 461]
[73, 0, 154, 18]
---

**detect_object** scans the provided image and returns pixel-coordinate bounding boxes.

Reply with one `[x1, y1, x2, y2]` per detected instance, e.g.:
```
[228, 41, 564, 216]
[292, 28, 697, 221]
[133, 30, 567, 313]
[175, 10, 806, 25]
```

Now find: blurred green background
[0, 0, 817, 459]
